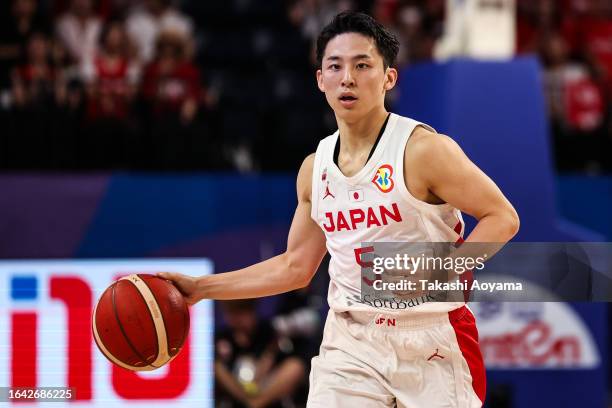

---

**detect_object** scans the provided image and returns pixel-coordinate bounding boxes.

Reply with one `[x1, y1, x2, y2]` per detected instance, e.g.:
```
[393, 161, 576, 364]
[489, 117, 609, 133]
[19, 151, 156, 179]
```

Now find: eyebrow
[325, 54, 373, 62]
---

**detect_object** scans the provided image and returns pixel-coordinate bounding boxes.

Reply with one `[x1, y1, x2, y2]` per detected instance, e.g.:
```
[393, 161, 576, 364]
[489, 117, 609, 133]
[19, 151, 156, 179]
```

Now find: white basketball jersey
[311, 113, 465, 314]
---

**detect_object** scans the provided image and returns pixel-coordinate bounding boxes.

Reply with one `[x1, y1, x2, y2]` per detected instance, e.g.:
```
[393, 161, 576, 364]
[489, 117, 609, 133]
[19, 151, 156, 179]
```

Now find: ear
[316, 69, 325, 92]
[383, 67, 398, 91]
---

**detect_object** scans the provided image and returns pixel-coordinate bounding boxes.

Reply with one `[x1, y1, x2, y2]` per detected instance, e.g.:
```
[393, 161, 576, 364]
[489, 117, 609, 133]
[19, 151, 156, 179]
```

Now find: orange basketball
[92, 274, 190, 371]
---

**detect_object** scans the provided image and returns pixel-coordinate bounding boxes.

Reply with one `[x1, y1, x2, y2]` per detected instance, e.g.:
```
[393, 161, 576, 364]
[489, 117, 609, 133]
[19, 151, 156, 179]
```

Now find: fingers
[156, 272, 176, 280]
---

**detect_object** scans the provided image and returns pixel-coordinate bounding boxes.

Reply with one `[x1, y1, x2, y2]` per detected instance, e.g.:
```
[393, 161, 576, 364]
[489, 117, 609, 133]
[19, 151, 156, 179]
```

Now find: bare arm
[214, 361, 251, 404]
[158, 154, 327, 303]
[249, 357, 305, 408]
[406, 128, 519, 246]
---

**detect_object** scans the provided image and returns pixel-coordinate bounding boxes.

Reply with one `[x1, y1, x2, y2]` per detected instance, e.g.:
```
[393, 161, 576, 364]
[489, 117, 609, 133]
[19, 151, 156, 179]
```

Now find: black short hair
[316, 11, 400, 69]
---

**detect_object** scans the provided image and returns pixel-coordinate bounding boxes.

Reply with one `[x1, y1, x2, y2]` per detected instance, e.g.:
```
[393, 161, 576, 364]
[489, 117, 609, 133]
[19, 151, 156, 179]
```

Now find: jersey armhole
[310, 142, 324, 222]
[395, 122, 454, 213]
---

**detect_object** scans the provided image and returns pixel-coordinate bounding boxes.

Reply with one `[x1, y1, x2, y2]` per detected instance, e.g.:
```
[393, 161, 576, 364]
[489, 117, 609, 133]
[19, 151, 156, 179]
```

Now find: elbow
[291, 266, 316, 290]
[294, 276, 313, 290]
[504, 208, 520, 240]
[286, 254, 315, 290]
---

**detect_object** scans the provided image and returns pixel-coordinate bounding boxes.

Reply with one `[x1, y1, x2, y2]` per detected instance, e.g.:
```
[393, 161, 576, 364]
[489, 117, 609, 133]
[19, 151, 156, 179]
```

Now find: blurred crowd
[518, 0, 612, 171]
[0, 0, 220, 170]
[0, 0, 611, 172]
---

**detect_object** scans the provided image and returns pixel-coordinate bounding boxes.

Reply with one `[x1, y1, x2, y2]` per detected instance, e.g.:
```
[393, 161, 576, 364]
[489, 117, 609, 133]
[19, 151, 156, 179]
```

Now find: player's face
[317, 33, 397, 121]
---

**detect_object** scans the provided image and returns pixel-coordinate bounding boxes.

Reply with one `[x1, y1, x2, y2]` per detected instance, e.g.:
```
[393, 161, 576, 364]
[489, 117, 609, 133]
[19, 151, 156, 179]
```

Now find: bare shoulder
[404, 126, 465, 203]
[405, 126, 461, 163]
[296, 153, 316, 202]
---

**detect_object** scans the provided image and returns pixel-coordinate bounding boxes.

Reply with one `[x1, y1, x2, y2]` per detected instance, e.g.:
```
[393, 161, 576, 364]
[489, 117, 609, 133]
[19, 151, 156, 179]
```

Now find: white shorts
[307, 306, 485, 408]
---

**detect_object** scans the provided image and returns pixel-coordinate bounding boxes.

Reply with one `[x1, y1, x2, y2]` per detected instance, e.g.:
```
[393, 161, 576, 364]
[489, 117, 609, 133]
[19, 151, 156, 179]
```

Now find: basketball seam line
[112, 281, 158, 369]
[92, 285, 157, 371]
[92, 288, 123, 367]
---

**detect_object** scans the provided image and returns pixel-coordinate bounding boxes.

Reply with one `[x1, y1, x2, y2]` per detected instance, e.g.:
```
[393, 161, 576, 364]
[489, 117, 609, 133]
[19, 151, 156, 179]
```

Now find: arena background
[1, 0, 611, 407]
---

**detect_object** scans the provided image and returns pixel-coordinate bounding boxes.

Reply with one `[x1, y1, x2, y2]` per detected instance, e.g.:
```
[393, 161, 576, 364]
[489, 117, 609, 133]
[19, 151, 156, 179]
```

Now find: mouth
[338, 94, 358, 107]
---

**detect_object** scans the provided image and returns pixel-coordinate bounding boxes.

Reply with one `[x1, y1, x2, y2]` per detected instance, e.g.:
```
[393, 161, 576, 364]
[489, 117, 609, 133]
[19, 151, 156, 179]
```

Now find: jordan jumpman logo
[323, 183, 335, 199]
[427, 349, 445, 361]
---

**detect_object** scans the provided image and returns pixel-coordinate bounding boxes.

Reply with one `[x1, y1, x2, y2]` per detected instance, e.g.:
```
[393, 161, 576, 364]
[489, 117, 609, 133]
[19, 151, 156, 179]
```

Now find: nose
[341, 67, 355, 87]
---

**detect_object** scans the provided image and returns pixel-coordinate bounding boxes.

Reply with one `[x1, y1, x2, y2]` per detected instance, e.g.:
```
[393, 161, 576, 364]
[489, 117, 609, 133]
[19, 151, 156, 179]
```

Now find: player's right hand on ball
[156, 272, 200, 306]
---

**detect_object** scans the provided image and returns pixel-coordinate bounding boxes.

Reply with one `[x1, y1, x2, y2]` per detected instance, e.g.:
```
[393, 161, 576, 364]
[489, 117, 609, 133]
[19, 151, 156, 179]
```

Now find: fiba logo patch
[372, 164, 394, 193]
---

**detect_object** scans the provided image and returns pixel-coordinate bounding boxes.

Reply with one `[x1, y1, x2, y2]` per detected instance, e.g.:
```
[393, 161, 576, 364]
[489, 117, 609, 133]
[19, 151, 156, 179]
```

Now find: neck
[336, 106, 388, 153]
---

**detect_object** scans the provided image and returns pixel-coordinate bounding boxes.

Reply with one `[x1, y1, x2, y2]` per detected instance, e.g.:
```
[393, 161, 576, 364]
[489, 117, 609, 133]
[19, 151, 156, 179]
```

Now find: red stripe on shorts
[453, 233, 472, 301]
[449, 307, 486, 405]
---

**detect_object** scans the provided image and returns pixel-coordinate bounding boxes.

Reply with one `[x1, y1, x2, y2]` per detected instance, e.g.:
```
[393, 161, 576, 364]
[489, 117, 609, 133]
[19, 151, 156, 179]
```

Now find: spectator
[383, 2, 436, 67]
[56, 0, 102, 67]
[271, 287, 324, 406]
[141, 31, 200, 122]
[420, 0, 446, 41]
[541, 32, 606, 171]
[11, 32, 65, 109]
[287, 0, 355, 65]
[371, 1, 403, 64]
[290, 0, 354, 41]
[0, 0, 51, 88]
[52, 0, 114, 19]
[9, 32, 70, 169]
[516, 0, 566, 54]
[215, 300, 306, 408]
[79, 21, 138, 168]
[126, 0, 193, 64]
[83, 21, 137, 120]
[567, 0, 612, 92]
[141, 31, 203, 168]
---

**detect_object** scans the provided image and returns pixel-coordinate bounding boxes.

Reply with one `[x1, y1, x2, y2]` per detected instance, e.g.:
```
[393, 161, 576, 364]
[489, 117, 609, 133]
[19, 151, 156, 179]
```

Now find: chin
[333, 106, 362, 121]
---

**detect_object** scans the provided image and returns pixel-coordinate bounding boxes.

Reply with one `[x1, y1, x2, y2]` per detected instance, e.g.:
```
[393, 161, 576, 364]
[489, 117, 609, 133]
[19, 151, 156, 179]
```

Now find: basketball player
[159, 11, 519, 408]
